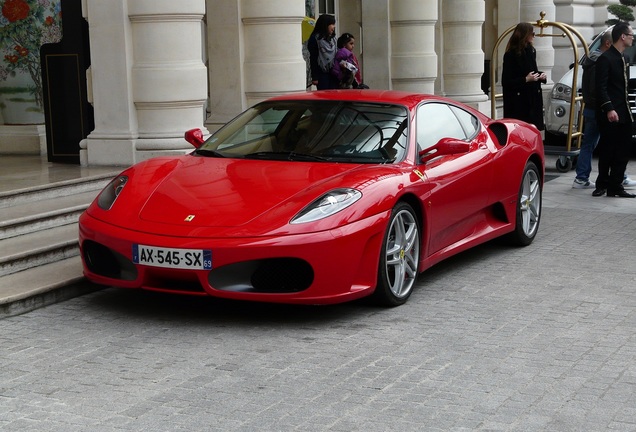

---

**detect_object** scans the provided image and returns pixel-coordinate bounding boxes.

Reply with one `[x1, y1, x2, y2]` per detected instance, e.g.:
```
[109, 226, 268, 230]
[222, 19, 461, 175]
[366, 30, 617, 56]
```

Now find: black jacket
[502, 45, 545, 130]
[596, 45, 633, 124]
[581, 50, 602, 107]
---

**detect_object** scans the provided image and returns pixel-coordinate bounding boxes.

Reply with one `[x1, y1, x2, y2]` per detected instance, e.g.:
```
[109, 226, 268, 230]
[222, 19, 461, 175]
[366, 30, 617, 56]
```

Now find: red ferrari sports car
[79, 90, 544, 306]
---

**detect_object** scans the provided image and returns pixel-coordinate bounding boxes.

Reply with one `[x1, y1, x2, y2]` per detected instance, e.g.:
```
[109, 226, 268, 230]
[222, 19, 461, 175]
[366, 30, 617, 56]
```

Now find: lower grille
[209, 258, 314, 293]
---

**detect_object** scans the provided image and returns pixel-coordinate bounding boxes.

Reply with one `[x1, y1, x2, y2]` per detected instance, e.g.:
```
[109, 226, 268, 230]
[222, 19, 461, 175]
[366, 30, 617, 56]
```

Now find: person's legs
[316, 73, 331, 90]
[574, 108, 598, 188]
[608, 123, 633, 194]
[594, 120, 613, 196]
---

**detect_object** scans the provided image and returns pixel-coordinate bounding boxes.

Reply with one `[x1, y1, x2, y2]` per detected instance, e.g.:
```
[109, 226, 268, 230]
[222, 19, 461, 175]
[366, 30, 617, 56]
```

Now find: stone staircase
[0, 172, 118, 317]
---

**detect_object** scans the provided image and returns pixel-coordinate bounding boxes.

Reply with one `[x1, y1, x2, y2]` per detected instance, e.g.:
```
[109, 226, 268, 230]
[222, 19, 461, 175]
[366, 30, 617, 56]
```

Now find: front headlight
[550, 83, 572, 101]
[291, 188, 362, 224]
[97, 176, 128, 210]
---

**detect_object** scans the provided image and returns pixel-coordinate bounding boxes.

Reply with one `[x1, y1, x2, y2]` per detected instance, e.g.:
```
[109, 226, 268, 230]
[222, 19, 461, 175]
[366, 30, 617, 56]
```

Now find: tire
[555, 157, 572, 173]
[507, 161, 542, 246]
[372, 202, 420, 307]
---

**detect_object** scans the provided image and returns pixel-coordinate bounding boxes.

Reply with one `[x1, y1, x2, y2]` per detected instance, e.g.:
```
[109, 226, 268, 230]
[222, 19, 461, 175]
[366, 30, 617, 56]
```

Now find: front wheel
[507, 161, 542, 246]
[372, 202, 420, 307]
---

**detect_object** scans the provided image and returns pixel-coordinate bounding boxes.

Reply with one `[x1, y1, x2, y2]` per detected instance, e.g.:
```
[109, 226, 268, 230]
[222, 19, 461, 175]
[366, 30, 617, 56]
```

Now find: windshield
[197, 101, 409, 163]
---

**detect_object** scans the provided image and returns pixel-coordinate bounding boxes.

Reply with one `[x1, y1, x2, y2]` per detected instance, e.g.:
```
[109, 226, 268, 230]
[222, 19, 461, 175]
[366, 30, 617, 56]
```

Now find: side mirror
[184, 128, 205, 148]
[419, 137, 470, 164]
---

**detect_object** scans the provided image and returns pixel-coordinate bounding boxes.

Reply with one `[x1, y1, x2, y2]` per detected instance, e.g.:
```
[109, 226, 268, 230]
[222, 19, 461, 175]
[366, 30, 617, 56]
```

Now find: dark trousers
[596, 120, 632, 192]
[315, 72, 337, 90]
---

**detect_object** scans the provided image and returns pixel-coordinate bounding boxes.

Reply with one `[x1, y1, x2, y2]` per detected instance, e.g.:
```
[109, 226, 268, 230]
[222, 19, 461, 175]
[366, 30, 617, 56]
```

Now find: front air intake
[82, 240, 137, 281]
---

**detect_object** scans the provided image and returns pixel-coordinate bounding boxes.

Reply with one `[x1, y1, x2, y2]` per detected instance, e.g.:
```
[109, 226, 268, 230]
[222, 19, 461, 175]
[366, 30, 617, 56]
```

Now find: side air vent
[488, 122, 509, 147]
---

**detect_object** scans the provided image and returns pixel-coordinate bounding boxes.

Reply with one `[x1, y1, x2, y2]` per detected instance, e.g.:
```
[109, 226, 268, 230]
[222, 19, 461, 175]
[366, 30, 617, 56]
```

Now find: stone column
[495, 0, 521, 70]
[241, 0, 306, 108]
[389, 0, 438, 93]
[82, 0, 208, 166]
[206, 1, 244, 132]
[128, 0, 208, 159]
[441, 0, 488, 109]
[360, 1, 391, 89]
[81, 0, 137, 165]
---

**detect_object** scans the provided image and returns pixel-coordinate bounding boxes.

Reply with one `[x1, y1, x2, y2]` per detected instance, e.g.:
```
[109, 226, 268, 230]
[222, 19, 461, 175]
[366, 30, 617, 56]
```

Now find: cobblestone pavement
[1, 165, 636, 431]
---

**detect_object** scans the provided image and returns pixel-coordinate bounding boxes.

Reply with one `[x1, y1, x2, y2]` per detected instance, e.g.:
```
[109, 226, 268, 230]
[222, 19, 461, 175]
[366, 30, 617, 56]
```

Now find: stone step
[0, 158, 119, 318]
[0, 224, 80, 277]
[0, 256, 101, 318]
[0, 172, 115, 209]
[0, 190, 97, 240]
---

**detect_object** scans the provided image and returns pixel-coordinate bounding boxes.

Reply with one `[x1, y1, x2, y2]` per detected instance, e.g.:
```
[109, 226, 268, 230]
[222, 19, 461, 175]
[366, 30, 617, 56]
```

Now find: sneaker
[622, 177, 636, 188]
[573, 178, 595, 189]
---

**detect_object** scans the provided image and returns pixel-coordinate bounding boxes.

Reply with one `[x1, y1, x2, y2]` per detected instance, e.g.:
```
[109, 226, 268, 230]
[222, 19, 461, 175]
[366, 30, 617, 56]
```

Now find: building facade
[0, 0, 618, 166]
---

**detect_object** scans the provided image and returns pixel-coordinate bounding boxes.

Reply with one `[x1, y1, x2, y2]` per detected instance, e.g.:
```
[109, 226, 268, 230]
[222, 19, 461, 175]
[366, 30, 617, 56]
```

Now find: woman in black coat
[502, 22, 547, 130]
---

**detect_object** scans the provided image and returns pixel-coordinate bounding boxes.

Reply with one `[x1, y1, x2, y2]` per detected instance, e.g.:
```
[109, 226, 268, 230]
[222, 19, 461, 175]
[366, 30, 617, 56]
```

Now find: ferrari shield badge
[185, 215, 196, 222]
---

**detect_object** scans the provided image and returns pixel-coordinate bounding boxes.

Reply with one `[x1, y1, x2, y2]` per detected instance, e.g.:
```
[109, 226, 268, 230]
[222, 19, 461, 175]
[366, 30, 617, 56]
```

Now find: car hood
[135, 156, 363, 228]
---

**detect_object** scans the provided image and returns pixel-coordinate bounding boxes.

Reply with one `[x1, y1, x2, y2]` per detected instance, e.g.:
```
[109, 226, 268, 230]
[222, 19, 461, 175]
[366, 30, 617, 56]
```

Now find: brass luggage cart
[490, 12, 590, 172]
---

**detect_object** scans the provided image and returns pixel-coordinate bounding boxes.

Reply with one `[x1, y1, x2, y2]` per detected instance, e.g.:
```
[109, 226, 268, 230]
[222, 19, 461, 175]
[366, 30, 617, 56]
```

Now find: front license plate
[132, 244, 212, 270]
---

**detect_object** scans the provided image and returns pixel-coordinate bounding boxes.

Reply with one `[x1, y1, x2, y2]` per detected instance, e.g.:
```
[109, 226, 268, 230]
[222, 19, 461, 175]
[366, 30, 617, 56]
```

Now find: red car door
[415, 102, 495, 255]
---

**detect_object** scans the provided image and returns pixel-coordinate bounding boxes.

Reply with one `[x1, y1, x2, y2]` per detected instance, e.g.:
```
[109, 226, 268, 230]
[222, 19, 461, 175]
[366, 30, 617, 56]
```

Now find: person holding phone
[502, 22, 547, 130]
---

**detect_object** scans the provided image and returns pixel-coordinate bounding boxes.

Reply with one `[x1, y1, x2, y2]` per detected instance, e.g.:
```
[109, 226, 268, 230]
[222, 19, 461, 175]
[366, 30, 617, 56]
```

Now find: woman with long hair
[502, 22, 547, 130]
[307, 14, 338, 90]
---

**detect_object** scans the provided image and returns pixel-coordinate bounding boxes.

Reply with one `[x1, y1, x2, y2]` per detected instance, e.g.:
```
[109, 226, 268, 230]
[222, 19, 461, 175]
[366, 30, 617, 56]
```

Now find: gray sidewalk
[542, 157, 636, 215]
[1, 156, 635, 431]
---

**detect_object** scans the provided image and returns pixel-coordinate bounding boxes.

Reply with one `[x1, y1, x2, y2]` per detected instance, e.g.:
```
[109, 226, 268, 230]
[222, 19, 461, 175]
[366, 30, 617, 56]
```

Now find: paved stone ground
[1, 167, 636, 431]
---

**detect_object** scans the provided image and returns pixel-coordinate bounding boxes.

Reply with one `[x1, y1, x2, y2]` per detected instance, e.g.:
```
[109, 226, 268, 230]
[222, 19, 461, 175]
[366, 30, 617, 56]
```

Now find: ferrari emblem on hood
[185, 215, 196, 222]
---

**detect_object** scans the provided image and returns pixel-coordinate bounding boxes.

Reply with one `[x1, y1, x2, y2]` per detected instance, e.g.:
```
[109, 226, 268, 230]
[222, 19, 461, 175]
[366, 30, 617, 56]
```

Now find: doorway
[40, 0, 94, 164]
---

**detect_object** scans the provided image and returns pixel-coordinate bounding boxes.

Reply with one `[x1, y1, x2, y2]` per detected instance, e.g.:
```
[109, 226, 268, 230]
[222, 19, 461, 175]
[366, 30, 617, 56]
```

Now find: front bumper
[78, 211, 389, 305]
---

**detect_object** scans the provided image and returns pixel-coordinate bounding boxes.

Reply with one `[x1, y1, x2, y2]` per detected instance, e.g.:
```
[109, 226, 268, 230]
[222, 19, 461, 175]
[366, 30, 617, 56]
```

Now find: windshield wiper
[321, 149, 395, 164]
[244, 151, 293, 160]
[244, 151, 332, 162]
[195, 149, 226, 158]
[288, 152, 331, 162]
[331, 156, 394, 164]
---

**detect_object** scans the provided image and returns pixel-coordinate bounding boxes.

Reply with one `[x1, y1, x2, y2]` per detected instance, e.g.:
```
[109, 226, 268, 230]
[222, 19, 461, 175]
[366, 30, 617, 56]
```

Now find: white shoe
[573, 178, 595, 189]
[622, 177, 636, 188]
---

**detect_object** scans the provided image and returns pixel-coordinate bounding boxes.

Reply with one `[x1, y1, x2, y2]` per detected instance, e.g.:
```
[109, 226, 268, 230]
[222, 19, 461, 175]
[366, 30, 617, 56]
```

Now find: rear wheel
[507, 161, 542, 246]
[372, 202, 420, 307]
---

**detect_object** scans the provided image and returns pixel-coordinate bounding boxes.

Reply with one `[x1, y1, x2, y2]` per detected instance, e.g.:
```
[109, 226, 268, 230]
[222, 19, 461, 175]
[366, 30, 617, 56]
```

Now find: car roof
[266, 90, 449, 111]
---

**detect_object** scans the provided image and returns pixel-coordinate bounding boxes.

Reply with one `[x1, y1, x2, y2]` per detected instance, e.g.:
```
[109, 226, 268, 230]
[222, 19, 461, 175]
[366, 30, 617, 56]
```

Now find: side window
[449, 105, 480, 140]
[417, 103, 466, 152]
[588, 35, 602, 54]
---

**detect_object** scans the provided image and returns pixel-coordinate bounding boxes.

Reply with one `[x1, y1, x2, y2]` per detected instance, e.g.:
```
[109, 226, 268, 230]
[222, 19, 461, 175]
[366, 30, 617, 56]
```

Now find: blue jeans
[576, 107, 599, 181]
